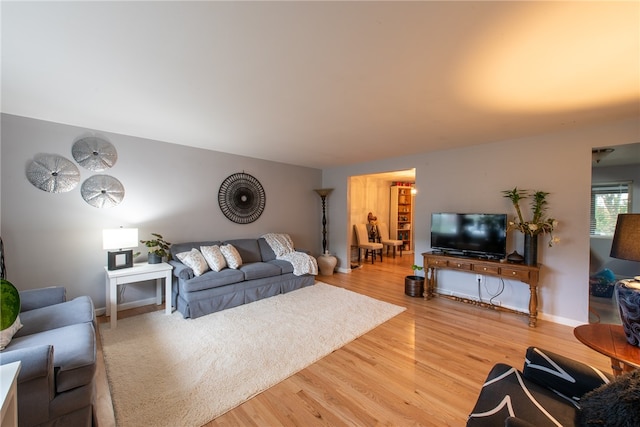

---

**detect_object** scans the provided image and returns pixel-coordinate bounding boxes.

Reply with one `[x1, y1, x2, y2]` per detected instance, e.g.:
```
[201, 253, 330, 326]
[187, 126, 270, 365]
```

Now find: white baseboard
[95, 297, 160, 317]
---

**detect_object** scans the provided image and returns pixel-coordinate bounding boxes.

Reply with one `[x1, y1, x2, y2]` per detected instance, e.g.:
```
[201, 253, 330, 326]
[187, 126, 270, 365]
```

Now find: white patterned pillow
[0, 316, 23, 350]
[220, 244, 242, 269]
[200, 245, 227, 272]
[176, 248, 209, 277]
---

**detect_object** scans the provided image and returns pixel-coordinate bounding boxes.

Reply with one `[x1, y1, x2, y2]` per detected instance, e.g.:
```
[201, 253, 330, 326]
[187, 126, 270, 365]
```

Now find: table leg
[611, 358, 624, 377]
[528, 284, 538, 328]
[425, 267, 436, 300]
[110, 279, 118, 328]
[105, 275, 110, 317]
[155, 278, 162, 305]
[165, 271, 172, 315]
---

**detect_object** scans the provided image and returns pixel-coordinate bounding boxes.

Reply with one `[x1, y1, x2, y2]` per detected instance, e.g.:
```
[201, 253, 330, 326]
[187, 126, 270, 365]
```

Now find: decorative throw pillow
[0, 316, 22, 350]
[200, 245, 227, 272]
[176, 248, 209, 277]
[577, 369, 640, 426]
[220, 244, 242, 269]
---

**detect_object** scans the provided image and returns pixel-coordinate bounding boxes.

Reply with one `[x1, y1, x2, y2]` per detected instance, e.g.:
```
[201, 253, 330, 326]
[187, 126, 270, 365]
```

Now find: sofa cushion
[267, 259, 294, 274]
[220, 244, 242, 269]
[176, 248, 209, 276]
[15, 296, 94, 338]
[240, 262, 282, 280]
[200, 245, 227, 272]
[7, 322, 96, 393]
[224, 239, 262, 264]
[180, 269, 245, 293]
[258, 238, 277, 261]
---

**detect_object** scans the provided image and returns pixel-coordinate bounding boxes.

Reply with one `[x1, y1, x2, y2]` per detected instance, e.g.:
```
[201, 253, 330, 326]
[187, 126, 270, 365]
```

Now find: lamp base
[107, 250, 133, 270]
[615, 279, 640, 347]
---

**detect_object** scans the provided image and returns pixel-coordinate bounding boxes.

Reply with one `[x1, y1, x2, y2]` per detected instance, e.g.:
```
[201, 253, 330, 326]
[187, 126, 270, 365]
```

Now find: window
[590, 181, 632, 236]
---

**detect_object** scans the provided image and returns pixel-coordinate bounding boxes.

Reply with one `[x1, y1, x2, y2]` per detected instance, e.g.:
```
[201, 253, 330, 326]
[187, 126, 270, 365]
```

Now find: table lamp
[610, 214, 640, 346]
[103, 228, 138, 270]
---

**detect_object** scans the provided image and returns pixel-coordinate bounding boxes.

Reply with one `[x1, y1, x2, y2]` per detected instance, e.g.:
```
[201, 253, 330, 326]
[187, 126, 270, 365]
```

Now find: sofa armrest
[169, 259, 194, 280]
[19, 286, 66, 312]
[523, 347, 612, 399]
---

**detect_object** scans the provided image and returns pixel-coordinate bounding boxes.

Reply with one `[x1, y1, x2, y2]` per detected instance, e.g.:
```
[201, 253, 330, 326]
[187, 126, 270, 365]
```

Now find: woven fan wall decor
[218, 172, 266, 224]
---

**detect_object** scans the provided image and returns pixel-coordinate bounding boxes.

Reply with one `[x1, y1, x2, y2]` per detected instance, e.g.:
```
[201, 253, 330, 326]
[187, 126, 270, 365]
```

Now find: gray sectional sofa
[0, 286, 96, 427]
[169, 237, 316, 319]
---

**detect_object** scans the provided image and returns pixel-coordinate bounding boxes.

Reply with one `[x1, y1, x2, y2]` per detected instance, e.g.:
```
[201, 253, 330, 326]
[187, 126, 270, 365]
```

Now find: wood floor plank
[95, 255, 612, 426]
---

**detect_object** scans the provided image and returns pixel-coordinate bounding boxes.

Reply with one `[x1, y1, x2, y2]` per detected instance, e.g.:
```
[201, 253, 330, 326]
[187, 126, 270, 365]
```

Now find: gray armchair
[0, 286, 96, 427]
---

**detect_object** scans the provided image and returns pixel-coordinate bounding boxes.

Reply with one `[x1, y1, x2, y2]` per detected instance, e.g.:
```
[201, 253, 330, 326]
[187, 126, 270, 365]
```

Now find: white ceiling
[2, 1, 639, 170]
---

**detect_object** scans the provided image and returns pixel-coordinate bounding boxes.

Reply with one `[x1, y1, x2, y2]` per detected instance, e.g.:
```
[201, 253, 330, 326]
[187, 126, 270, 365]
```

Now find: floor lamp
[610, 214, 640, 346]
[314, 188, 337, 275]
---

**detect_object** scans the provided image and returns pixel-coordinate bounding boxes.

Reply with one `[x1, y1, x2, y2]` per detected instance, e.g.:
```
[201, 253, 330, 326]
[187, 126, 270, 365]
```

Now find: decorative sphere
[0, 279, 21, 331]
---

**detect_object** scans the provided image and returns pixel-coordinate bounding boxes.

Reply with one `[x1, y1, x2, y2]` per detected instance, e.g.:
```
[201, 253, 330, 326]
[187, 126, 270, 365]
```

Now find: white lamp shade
[103, 228, 138, 250]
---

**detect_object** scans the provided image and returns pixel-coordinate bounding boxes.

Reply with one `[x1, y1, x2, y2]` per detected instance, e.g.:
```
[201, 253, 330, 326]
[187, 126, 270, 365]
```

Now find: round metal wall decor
[81, 175, 124, 208]
[26, 154, 80, 193]
[218, 172, 266, 224]
[72, 136, 117, 171]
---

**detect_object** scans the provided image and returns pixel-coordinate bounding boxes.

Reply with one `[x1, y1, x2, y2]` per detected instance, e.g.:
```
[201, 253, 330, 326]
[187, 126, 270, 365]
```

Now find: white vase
[317, 253, 337, 276]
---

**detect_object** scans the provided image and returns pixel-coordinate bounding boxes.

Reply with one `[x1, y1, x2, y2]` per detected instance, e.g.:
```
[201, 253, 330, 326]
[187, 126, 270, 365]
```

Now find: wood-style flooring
[95, 255, 612, 427]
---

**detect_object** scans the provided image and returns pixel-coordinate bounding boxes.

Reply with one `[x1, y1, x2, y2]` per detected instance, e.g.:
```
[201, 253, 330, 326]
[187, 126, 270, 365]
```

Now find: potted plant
[140, 233, 171, 264]
[405, 264, 424, 297]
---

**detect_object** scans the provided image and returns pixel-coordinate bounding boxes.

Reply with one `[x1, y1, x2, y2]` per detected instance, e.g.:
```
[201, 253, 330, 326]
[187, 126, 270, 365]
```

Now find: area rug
[99, 282, 406, 427]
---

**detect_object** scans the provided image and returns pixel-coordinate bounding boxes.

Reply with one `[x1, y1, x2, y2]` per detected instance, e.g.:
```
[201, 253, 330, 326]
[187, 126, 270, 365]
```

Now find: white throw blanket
[261, 233, 318, 276]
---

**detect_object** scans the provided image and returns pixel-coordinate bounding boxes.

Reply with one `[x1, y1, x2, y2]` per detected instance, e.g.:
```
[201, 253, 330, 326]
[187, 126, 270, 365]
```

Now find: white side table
[1, 361, 21, 427]
[105, 262, 173, 328]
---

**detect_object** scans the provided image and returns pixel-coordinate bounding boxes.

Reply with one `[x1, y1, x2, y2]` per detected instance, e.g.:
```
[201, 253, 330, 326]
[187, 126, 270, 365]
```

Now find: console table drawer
[474, 264, 500, 275]
[427, 258, 448, 267]
[450, 260, 472, 271]
[501, 268, 530, 282]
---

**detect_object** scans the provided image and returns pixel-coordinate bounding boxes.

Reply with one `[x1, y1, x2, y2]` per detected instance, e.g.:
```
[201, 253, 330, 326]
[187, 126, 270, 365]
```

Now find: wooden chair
[354, 223, 383, 264]
[378, 223, 403, 258]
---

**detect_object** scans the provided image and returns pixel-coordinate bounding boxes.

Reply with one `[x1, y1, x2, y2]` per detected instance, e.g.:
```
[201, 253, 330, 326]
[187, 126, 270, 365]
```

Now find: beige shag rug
[100, 282, 406, 427]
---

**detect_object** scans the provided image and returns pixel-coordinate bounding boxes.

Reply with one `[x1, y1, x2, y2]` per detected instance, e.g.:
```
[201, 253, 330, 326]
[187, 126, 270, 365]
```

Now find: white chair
[354, 223, 383, 264]
[378, 223, 403, 258]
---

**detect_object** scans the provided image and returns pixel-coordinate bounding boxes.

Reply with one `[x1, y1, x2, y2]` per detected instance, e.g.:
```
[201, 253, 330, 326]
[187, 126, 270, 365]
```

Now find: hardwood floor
[95, 255, 612, 426]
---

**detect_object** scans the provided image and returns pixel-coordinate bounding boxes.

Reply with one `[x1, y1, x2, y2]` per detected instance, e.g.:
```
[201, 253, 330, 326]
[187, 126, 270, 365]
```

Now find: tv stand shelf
[422, 252, 541, 327]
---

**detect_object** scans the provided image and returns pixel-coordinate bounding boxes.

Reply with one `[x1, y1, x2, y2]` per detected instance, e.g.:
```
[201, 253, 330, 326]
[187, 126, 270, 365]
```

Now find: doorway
[347, 169, 416, 268]
[589, 142, 640, 323]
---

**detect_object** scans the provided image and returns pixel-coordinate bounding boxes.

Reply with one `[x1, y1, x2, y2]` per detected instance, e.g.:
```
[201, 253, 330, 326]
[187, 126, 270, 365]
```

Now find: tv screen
[431, 213, 507, 259]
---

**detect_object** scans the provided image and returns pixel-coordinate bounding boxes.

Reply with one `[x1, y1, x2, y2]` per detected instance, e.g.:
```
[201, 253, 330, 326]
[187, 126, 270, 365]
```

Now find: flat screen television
[430, 213, 507, 259]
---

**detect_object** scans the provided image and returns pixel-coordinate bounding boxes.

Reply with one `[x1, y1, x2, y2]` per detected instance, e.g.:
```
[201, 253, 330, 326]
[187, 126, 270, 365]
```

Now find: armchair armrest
[19, 286, 66, 312]
[0, 344, 54, 385]
[0, 345, 55, 425]
[523, 347, 612, 400]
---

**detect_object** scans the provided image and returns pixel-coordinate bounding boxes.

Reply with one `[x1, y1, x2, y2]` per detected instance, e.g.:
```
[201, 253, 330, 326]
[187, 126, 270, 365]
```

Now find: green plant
[502, 187, 559, 247]
[410, 264, 424, 277]
[140, 233, 172, 258]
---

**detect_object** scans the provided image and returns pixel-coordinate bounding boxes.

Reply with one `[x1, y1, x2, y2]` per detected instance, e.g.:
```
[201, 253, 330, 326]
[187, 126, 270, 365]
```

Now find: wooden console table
[422, 252, 540, 327]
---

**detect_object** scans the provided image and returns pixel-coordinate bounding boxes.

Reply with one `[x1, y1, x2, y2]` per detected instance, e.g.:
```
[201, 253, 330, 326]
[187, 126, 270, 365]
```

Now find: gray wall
[1, 114, 322, 310]
[3, 113, 639, 326]
[323, 118, 639, 326]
